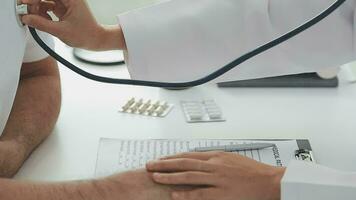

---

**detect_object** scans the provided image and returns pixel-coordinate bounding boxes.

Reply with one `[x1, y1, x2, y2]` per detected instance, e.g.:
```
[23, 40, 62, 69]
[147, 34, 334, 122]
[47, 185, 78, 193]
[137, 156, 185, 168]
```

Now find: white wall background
[86, 0, 160, 24]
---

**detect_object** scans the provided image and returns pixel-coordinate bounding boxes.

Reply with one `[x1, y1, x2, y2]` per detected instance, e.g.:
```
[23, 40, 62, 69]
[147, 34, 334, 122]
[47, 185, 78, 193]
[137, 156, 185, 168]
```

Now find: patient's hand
[100, 169, 173, 200]
[21, 0, 126, 51]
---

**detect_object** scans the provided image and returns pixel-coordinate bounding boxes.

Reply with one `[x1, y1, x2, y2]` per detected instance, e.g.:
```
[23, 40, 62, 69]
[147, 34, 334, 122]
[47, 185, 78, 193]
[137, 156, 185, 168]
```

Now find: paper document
[95, 139, 300, 177]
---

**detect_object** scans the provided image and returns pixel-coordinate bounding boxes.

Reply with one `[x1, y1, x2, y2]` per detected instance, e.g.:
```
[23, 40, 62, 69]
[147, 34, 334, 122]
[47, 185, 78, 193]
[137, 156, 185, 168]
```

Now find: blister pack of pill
[181, 100, 225, 123]
[119, 98, 174, 118]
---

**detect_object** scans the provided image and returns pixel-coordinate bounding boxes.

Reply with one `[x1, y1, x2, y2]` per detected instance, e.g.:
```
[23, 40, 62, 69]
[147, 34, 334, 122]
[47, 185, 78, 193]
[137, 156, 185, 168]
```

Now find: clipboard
[94, 138, 316, 177]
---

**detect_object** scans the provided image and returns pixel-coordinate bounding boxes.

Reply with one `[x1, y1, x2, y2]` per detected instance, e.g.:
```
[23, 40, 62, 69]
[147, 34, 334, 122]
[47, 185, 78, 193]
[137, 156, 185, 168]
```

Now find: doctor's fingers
[38, 1, 56, 20]
[160, 151, 222, 161]
[23, 0, 67, 19]
[146, 158, 217, 172]
[152, 171, 218, 186]
[21, 1, 55, 19]
[21, 0, 41, 4]
[22, 0, 70, 6]
[41, 0, 69, 19]
[22, 14, 64, 37]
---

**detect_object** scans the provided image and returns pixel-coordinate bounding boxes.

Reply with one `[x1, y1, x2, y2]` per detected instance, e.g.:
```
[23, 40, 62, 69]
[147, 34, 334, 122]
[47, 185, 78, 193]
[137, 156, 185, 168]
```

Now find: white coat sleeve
[282, 160, 356, 200]
[118, 0, 356, 82]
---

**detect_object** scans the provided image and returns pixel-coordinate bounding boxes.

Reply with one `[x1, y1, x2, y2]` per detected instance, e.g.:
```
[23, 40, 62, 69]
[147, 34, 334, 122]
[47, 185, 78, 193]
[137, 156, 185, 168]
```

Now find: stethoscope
[29, 0, 346, 89]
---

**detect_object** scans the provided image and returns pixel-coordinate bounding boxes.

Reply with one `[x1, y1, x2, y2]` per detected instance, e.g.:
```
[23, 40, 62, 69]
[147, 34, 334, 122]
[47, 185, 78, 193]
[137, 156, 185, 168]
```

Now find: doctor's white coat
[118, 0, 356, 199]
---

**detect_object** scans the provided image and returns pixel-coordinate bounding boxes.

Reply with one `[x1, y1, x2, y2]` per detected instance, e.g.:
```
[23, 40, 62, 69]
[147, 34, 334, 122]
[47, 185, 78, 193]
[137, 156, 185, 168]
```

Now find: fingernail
[146, 162, 152, 168]
[146, 161, 156, 168]
[152, 172, 162, 180]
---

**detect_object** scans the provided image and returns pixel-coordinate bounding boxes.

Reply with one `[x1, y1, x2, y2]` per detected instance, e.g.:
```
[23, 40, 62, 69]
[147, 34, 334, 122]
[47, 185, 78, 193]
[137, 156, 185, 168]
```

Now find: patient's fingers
[146, 158, 216, 172]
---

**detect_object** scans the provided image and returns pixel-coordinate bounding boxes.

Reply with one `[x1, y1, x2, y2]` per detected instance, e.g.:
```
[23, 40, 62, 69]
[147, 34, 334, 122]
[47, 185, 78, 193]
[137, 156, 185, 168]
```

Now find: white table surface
[15, 40, 356, 181]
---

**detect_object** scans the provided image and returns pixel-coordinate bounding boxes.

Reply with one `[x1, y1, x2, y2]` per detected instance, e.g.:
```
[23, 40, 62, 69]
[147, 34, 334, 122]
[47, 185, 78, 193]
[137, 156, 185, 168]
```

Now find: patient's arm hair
[0, 178, 107, 200]
[0, 169, 172, 200]
[0, 57, 61, 177]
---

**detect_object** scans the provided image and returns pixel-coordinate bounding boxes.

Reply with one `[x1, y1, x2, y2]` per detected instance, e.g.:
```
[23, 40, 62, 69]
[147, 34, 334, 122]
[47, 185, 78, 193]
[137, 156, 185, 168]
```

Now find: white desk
[15, 40, 356, 182]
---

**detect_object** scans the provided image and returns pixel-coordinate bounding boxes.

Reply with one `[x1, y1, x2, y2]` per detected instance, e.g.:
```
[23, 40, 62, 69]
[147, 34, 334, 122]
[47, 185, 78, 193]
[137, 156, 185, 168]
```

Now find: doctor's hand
[21, 0, 126, 51]
[146, 152, 286, 200]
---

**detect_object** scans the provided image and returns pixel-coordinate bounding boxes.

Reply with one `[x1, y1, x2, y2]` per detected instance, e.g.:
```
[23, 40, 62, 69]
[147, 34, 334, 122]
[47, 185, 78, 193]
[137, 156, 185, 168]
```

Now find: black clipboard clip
[295, 149, 315, 162]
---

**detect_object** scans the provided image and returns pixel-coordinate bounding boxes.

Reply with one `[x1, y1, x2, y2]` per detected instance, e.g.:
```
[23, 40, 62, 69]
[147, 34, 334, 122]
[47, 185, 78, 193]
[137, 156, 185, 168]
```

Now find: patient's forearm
[0, 178, 112, 200]
[0, 58, 61, 177]
[0, 169, 161, 200]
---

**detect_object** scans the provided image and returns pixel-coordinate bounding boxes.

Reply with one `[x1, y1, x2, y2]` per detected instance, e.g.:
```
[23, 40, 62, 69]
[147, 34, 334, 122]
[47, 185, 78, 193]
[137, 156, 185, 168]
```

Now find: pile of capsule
[120, 98, 172, 117]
